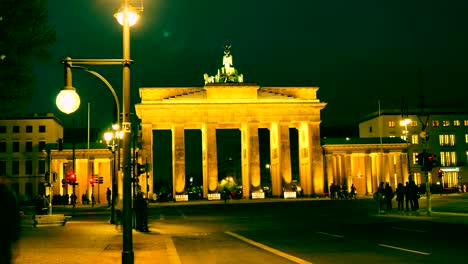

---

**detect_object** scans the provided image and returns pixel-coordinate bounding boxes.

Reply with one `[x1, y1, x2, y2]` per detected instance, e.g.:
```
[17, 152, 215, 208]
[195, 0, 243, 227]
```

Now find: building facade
[359, 108, 468, 189]
[0, 113, 63, 202]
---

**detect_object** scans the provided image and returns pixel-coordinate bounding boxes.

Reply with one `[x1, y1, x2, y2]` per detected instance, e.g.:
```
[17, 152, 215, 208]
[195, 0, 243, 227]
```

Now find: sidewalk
[14, 221, 177, 264]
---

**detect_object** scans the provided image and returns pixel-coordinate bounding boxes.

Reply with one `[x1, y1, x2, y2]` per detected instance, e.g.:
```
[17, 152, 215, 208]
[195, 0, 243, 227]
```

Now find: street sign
[122, 122, 131, 133]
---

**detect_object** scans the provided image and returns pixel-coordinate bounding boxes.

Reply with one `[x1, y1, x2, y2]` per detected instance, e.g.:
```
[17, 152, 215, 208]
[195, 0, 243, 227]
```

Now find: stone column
[202, 123, 218, 197]
[364, 154, 373, 195]
[172, 125, 185, 195]
[401, 153, 409, 182]
[269, 122, 292, 197]
[298, 122, 312, 195]
[382, 153, 390, 184]
[344, 153, 352, 190]
[141, 124, 153, 198]
[325, 154, 334, 192]
[310, 122, 324, 194]
[241, 123, 261, 198]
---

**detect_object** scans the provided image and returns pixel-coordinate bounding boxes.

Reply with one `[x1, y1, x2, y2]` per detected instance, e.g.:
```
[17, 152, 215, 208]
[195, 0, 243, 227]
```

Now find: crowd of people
[373, 181, 420, 213]
[329, 183, 357, 199]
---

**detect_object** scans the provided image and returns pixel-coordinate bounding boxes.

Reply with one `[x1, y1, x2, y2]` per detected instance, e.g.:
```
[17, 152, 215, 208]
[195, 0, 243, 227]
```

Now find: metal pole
[121, 0, 134, 262]
[72, 119, 76, 209]
[110, 146, 116, 224]
[425, 170, 431, 216]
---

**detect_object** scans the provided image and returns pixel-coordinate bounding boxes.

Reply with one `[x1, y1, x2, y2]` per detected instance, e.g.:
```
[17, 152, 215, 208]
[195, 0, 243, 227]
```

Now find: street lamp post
[55, 1, 141, 263]
[104, 127, 122, 224]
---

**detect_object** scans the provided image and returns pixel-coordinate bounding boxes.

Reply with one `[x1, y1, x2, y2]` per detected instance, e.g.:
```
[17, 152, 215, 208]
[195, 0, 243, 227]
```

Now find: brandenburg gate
[135, 46, 327, 198]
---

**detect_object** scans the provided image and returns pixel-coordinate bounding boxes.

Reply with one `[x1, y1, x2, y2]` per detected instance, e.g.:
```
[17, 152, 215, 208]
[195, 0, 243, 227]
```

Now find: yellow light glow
[56, 87, 80, 114]
[114, 5, 139, 26]
[400, 119, 411, 126]
[104, 131, 113, 143]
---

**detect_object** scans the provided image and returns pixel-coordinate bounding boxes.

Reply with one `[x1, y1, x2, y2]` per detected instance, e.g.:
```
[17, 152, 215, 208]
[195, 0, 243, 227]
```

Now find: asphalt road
[18, 194, 468, 264]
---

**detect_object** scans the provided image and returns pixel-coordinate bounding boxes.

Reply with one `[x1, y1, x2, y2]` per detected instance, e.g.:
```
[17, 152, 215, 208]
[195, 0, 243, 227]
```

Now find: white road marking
[316, 231, 344, 238]
[378, 244, 431, 255]
[392, 227, 427, 233]
[225, 231, 313, 264]
[165, 236, 182, 264]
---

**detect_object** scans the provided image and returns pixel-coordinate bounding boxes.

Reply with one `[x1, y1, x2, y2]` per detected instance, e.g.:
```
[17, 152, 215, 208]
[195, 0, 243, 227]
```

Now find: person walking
[106, 188, 111, 207]
[385, 182, 393, 212]
[0, 176, 20, 264]
[396, 183, 405, 212]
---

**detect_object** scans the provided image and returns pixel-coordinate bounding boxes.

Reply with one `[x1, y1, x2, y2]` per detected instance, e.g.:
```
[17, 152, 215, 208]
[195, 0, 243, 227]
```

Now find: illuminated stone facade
[135, 84, 327, 198]
[322, 138, 409, 195]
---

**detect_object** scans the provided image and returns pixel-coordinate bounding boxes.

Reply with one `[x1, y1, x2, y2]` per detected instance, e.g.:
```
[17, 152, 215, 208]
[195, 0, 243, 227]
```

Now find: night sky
[30, 0, 468, 130]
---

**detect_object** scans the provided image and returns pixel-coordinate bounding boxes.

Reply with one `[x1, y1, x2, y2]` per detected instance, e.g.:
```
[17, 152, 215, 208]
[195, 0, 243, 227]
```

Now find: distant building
[0, 113, 63, 201]
[322, 137, 408, 195]
[359, 108, 468, 189]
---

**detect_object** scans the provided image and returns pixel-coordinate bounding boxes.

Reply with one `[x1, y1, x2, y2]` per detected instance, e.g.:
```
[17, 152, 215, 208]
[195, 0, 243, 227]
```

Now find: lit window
[440, 151, 457, 166]
[464, 120, 468, 126]
[411, 134, 419, 144]
[388, 121, 395, 128]
[466, 134, 468, 143]
[454, 120, 460, 127]
[401, 135, 407, 141]
[443, 120, 450, 127]
[412, 153, 419, 165]
[432, 120, 439, 127]
[439, 134, 455, 147]
[411, 121, 417, 127]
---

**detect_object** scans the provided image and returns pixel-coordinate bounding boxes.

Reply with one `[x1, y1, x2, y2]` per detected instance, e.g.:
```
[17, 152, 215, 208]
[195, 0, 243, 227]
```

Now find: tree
[0, 0, 55, 114]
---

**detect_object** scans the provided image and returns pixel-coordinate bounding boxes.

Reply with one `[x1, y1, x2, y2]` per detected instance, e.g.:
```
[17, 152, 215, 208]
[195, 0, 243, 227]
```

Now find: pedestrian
[329, 183, 335, 200]
[396, 183, 405, 212]
[350, 184, 357, 199]
[410, 181, 420, 211]
[378, 182, 385, 212]
[35, 194, 48, 215]
[404, 182, 412, 212]
[106, 187, 112, 207]
[0, 176, 21, 264]
[135, 190, 149, 232]
[385, 182, 393, 212]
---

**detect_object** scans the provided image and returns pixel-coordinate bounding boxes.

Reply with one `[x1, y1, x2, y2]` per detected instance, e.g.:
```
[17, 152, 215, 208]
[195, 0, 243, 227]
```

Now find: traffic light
[438, 169, 444, 178]
[136, 163, 146, 176]
[68, 172, 77, 184]
[417, 151, 439, 171]
[89, 177, 95, 187]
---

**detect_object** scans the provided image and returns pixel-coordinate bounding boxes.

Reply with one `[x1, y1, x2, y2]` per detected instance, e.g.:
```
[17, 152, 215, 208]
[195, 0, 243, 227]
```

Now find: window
[369, 126, 373, 133]
[440, 151, 457, 167]
[401, 135, 407, 141]
[39, 125, 46, 133]
[411, 121, 417, 127]
[466, 134, 468, 144]
[0, 142, 6, 152]
[0, 126, 6, 133]
[439, 134, 455, 147]
[0, 160, 5, 176]
[26, 125, 33, 133]
[12, 160, 19, 175]
[12, 142, 20, 152]
[412, 153, 419, 165]
[25, 141, 33, 152]
[38, 141, 46, 152]
[454, 120, 460, 127]
[432, 120, 439, 127]
[13, 126, 19, 133]
[38, 160, 46, 174]
[464, 120, 468, 126]
[411, 134, 419, 144]
[388, 121, 395, 128]
[25, 160, 32, 175]
[442, 120, 450, 127]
